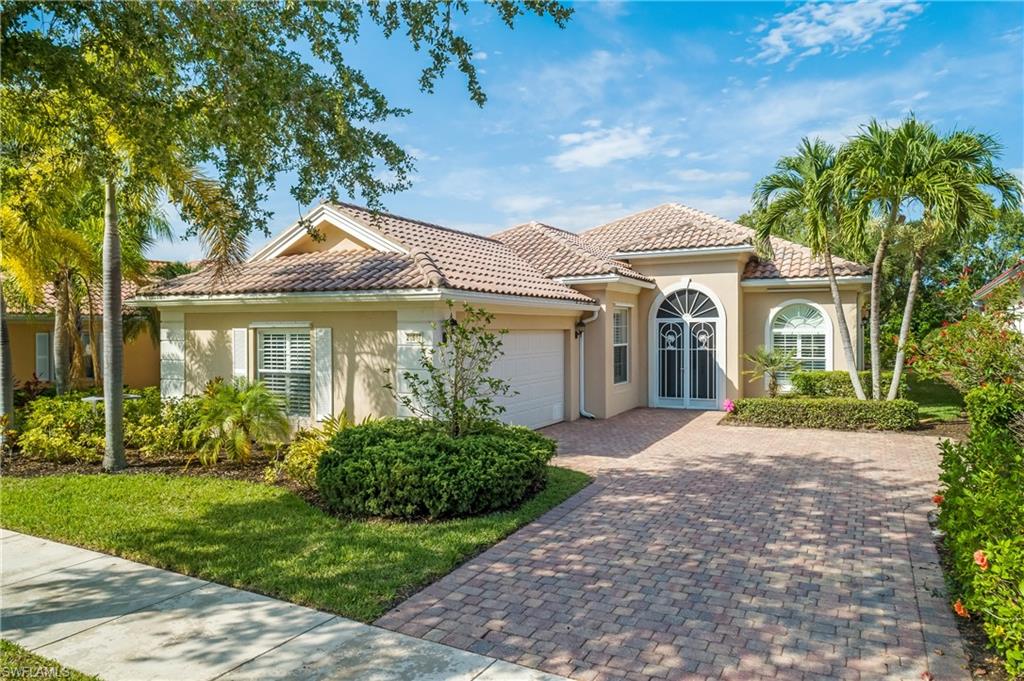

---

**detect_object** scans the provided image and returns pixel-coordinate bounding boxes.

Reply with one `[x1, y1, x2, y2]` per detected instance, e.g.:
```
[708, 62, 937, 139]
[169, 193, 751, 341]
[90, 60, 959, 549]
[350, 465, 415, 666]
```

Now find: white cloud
[685, 151, 719, 161]
[674, 168, 750, 183]
[751, 1, 924, 66]
[472, 51, 488, 61]
[493, 194, 556, 214]
[406, 146, 440, 162]
[548, 125, 674, 171]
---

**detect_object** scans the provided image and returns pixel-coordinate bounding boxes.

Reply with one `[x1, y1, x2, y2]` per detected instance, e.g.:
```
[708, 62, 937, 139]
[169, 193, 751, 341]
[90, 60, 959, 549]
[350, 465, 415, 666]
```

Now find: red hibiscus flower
[953, 600, 969, 618]
[974, 550, 989, 571]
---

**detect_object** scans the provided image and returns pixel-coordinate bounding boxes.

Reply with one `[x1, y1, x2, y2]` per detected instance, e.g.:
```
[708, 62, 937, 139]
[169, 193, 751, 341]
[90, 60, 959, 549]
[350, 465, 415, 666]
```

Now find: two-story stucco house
[131, 202, 870, 428]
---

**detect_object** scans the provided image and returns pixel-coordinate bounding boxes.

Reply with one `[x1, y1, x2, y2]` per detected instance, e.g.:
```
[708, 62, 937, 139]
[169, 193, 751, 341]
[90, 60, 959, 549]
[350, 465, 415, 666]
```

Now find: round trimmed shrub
[316, 418, 556, 519]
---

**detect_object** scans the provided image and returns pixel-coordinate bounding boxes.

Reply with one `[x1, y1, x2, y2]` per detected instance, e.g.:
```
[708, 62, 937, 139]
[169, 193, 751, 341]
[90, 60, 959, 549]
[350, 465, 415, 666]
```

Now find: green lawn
[1, 467, 590, 622]
[1, 639, 99, 680]
[906, 375, 965, 422]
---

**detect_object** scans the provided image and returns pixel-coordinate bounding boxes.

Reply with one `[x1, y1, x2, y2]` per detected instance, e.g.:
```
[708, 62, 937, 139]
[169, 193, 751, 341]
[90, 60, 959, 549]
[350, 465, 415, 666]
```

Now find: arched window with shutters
[768, 301, 832, 389]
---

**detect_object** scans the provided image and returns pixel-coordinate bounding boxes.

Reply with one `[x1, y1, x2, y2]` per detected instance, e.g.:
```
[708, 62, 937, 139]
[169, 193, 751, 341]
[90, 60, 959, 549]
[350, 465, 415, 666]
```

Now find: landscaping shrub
[124, 390, 204, 457]
[265, 412, 361, 488]
[17, 393, 105, 462]
[727, 396, 918, 431]
[964, 383, 1024, 436]
[317, 418, 556, 519]
[914, 311, 1024, 393]
[186, 379, 289, 465]
[790, 370, 905, 398]
[937, 428, 1024, 675]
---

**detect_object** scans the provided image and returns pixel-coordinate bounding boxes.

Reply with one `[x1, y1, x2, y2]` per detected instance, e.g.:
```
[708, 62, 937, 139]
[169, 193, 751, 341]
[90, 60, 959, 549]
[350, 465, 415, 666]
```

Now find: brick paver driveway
[377, 410, 967, 681]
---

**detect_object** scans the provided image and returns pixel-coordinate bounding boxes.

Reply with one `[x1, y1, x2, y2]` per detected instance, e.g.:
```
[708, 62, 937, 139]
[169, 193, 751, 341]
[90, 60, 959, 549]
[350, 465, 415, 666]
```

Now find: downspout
[576, 309, 600, 419]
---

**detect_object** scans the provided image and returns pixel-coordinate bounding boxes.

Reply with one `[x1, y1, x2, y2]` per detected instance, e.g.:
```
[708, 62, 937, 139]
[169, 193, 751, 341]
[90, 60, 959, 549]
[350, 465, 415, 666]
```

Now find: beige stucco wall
[8, 318, 158, 389]
[182, 309, 397, 422]
[740, 287, 864, 397]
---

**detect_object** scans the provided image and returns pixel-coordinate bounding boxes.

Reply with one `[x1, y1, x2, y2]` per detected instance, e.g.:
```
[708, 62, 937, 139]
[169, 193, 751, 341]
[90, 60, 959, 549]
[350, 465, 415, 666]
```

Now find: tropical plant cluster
[317, 418, 556, 520]
[264, 412, 363, 489]
[14, 380, 287, 465]
[913, 311, 1024, 394]
[751, 118, 1021, 402]
[936, 384, 1024, 675]
[726, 396, 919, 431]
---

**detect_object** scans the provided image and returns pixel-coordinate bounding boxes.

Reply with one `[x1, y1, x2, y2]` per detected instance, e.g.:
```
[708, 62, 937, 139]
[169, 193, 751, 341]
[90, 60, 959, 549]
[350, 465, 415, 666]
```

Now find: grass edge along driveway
[2, 466, 590, 622]
[1, 639, 100, 681]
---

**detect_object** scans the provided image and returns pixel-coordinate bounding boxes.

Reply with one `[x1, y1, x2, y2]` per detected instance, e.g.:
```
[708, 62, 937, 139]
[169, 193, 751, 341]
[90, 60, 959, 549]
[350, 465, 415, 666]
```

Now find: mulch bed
[0, 450, 326, 507]
[911, 419, 970, 441]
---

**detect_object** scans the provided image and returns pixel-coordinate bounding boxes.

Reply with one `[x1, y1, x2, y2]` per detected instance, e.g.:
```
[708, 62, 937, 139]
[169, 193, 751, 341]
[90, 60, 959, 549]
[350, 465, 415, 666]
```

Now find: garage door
[490, 330, 565, 429]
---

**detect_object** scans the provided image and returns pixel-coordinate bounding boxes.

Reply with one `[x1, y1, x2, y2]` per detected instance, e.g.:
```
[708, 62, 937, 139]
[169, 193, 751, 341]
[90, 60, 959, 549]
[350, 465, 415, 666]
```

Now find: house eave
[248, 203, 408, 262]
[614, 244, 755, 259]
[129, 287, 599, 311]
[741, 275, 872, 288]
[552, 274, 656, 289]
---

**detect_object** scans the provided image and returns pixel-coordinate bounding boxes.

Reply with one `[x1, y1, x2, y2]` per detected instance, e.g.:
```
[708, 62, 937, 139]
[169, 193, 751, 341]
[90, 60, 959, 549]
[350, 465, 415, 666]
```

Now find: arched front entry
[648, 281, 726, 410]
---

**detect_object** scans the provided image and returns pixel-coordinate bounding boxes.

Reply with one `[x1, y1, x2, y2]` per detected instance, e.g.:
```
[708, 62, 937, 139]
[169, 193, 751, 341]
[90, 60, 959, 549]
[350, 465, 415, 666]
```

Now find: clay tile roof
[974, 259, 1024, 299]
[742, 237, 870, 280]
[580, 203, 868, 280]
[139, 203, 595, 304]
[7, 279, 144, 316]
[328, 202, 595, 303]
[139, 250, 429, 296]
[491, 221, 653, 284]
[580, 203, 752, 253]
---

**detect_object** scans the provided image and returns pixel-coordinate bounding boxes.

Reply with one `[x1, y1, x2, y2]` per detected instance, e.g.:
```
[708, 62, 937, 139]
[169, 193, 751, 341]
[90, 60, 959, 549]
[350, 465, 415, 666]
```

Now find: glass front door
[655, 287, 721, 409]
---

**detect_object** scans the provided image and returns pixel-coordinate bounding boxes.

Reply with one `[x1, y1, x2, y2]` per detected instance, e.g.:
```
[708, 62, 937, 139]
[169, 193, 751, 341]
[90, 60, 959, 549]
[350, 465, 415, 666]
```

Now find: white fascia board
[552, 274, 656, 289]
[614, 244, 755, 259]
[248, 204, 407, 262]
[130, 287, 599, 311]
[741, 275, 872, 288]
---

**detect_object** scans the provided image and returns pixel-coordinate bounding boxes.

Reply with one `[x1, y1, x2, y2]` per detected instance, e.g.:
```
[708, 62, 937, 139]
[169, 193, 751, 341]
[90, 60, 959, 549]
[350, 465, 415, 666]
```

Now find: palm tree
[752, 138, 869, 400]
[841, 117, 1022, 400]
[742, 346, 801, 398]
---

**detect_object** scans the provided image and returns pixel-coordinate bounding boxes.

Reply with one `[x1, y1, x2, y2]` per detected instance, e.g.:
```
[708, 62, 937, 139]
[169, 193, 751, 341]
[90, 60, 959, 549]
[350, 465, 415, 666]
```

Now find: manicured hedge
[965, 383, 1024, 436]
[791, 370, 905, 398]
[727, 396, 919, 431]
[316, 418, 557, 520]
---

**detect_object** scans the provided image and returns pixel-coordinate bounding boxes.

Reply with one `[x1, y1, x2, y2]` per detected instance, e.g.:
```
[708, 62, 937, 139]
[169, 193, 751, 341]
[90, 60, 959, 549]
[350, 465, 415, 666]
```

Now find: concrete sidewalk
[1, 530, 568, 681]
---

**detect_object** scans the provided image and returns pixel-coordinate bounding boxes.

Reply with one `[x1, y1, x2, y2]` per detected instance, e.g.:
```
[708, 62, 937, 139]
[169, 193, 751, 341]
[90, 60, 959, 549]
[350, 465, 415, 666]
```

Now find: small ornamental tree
[386, 302, 515, 437]
[742, 346, 800, 398]
[913, 310, 1024, 394]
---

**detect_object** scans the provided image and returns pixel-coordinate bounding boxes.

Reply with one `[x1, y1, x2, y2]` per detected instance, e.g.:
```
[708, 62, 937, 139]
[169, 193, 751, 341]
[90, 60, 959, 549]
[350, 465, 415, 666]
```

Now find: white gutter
[577, 308, 600, 419]
[129, 287, 600, 312]
[553, 274, 656, 289]
[615, 244, 754, 259]
[741, 275, 871, 288]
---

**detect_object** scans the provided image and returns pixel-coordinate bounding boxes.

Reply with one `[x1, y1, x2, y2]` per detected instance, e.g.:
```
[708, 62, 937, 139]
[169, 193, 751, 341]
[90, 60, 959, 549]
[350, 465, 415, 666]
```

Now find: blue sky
[162, 1, 1024, 261]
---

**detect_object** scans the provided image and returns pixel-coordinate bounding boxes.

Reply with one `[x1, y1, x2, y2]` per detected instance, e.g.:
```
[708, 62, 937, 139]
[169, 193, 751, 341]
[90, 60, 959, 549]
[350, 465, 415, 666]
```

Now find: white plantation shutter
[232, 328, 249, 379]
[313, 327, 333, 421]
[257, 329, 311, 417]
[35, 332, 52, 380]
[772, 303, 829, 388]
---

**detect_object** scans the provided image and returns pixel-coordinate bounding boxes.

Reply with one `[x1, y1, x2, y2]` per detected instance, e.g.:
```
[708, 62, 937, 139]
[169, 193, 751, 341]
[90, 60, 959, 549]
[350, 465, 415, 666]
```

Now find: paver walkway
[378, 410, 968, 681]
[1, 531, 568, 681]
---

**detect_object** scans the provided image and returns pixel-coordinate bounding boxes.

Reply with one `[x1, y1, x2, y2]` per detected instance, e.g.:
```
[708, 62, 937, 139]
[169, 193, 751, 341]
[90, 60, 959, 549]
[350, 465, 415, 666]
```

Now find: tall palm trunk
[52, 274, 70, 394]
[84, 281, 101, 384]
[0, 288, 13, 449]
[887, 250, 923, 401]
[824, 245, 867, 400]
[102, 179, 126, 471]
[869, 218, 893, 399]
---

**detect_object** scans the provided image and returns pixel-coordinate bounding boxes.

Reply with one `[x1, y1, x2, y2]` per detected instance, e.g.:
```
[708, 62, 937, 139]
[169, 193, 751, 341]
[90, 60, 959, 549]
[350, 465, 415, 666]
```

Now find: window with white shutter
[770, 303, 829, 389]
[257, 329, 311, 417]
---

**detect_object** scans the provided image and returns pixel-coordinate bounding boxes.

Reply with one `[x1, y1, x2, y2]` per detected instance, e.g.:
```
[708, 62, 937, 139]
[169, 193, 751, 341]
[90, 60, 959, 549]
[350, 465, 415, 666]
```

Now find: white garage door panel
[491, 331, 565, 429]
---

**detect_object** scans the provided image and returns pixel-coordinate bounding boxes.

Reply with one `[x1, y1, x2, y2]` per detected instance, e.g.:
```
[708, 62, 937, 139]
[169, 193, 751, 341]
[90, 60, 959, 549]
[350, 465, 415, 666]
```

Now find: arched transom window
[771, 303, 828, 387]
[657, 289, 720, 320]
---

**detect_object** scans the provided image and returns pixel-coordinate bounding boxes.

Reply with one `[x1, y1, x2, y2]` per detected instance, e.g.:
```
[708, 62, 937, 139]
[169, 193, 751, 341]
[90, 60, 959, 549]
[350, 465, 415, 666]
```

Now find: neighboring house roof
[974, 259, 1024, 300]
[491, 221, 654, 284]
[140, 202, 596, 304]
[7, 279, 144, 317]
[579, 203, 869, 280]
